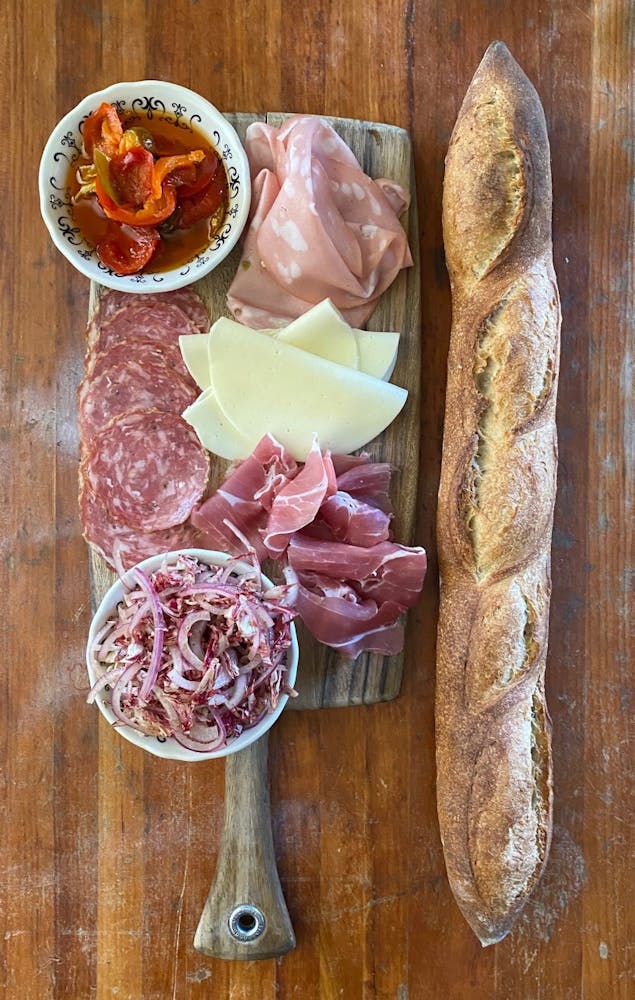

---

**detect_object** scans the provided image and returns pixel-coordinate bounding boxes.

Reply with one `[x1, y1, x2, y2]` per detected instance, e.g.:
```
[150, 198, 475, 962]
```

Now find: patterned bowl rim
[38, 80, 251, 292]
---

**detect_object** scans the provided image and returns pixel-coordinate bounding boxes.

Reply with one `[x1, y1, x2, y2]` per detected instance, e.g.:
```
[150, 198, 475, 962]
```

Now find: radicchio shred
[87, 553, 297, 751]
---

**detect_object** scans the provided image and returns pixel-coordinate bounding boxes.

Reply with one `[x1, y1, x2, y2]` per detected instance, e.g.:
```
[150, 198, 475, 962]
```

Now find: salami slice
[87, 289, 209, 348]
[78, 360, 198, 440]
[79, 479, 202, 571]
[82, 410, 209, 531]
[89, 287, 209, 329]
[89, 300, 200, 356]
[85, 337, 197, 388]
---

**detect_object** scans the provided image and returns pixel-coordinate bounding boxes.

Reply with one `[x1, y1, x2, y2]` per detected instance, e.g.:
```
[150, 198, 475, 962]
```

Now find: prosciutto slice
[190, 435, 426, 658]
[330, 452, 371, 476]
[192, 433, 298, 559]
[335, 462, 394, 513]
[227, 115, 413, 329]
[287, 535, 427, 609]
[318, 491, 391, 547]
[263, 437, 336, 557]
[293, 571, 405, 659]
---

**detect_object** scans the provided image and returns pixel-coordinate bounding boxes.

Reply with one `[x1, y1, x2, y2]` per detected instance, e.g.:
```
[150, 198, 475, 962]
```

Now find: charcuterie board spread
[86, 110, 421, 717]
[33, 39, 566, 959]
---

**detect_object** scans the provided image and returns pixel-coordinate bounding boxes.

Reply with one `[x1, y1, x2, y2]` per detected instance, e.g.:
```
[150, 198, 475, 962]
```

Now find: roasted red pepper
[110, 146, 155, 206]
[176, 150, 220, 198]
[82, 102, 123, 158]
[73, 101, 228, 276]
[95, 150, 205, 226]
[151, 151, 205, 198]
[178, 167, 228, 229]
[95, 178, 177, 226]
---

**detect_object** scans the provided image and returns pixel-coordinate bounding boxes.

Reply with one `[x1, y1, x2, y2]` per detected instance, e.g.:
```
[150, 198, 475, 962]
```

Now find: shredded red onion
[132, 567, 166, 704]
[88, 554, 297, 751]
[177, 610, 210, 668]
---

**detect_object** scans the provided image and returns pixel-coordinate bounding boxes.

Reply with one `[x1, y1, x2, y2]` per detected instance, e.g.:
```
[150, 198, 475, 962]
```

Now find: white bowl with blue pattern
[38, 80, 250, 292]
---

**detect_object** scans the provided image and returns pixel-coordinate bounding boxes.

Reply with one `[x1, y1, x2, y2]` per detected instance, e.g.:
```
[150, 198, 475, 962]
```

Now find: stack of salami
[78, 289, 211, 572]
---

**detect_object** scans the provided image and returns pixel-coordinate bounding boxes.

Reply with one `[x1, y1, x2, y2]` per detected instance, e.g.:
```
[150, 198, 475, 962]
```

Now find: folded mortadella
[227, 115, 413, 329]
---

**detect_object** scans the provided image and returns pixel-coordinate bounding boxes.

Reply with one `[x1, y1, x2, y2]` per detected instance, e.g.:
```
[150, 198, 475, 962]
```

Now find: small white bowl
[86, 549, 298, 761]
[39, 81, 250, 292]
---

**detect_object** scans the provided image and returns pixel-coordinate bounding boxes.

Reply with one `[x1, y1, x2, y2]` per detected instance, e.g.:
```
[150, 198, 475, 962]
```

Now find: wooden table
[2, 1, 632, 997]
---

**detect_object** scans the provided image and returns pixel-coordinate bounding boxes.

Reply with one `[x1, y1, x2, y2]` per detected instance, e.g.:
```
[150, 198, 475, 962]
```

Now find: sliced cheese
[275, 299, 401, 381]
[182, 385, 252, 459]
[181, 302, 402, 403]
[207, 318, 408, 460]
[179, 334, 210, 390]
[354, 330, 400, 380]
[274, 299, 359, 370]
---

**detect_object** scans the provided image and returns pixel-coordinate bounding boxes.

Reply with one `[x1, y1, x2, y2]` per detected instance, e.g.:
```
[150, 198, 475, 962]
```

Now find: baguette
[436, 41, 560, 946]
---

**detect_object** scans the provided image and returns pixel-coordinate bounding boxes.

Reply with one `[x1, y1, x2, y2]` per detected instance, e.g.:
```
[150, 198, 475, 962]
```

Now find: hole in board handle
[228, 904, 266, 942]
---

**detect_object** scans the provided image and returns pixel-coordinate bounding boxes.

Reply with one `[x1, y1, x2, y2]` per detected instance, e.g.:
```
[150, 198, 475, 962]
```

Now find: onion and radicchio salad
[87, 552, 297, 753]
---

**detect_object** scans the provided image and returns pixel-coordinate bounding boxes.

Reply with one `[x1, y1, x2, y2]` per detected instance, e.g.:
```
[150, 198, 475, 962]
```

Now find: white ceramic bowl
[86, 549, 298, 761]
[39, 81, 250, 292]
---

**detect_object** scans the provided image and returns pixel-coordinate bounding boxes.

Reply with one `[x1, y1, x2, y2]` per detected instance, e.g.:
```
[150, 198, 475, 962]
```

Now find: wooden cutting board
[87, 112, 420, 961]
[88, 111, 421, 712]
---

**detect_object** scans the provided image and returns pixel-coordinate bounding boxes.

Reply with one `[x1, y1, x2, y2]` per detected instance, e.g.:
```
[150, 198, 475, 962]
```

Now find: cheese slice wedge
[180, 305, 401, 399]
[206, 318, 408, 460]
[275, 299, 359, 370]
[354, 330, 400, 380]
[179, 334, 210, 390]
[181, 385, 252, 459]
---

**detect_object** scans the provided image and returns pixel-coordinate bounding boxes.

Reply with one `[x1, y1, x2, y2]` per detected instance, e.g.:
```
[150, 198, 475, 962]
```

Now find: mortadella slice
[227, 115, 412, 329]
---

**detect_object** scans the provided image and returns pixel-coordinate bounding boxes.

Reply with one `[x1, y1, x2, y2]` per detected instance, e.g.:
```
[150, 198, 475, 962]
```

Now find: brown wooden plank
[582, 3, 634, 997]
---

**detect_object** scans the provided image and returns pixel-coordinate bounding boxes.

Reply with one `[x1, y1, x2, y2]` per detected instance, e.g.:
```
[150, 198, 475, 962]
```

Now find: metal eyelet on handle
[228, 904, 266, 942]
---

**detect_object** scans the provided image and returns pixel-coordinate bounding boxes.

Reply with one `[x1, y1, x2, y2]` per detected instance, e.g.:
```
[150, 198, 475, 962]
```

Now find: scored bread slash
[78, 360, 198, 440]
[436, 41, 560, 947]
[81, 409, 210, 533]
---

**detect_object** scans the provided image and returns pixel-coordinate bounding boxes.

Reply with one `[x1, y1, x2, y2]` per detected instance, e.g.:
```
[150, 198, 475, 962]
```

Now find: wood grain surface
[1, 1, 632, 998]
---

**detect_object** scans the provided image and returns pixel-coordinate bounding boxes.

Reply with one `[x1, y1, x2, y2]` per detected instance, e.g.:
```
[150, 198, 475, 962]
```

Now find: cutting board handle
[194, 733, 296, 959]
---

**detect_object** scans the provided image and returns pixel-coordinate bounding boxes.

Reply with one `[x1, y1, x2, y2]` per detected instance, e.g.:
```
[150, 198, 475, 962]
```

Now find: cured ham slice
[263, 437, 336, 556]
[227, 115, 412, 329]
[192, 433, 298, 559]
[319, 491, 391, 547]
[331, 452, 371, 476]
[335, 462, 394, 513]
[82, 410, 209, 532]
[191, 488, 269, 562]
[252, 432, 298, 506]
[189, 434, 426, 658]
[287, 535, 427, 609]
[293, 572, 405, 658]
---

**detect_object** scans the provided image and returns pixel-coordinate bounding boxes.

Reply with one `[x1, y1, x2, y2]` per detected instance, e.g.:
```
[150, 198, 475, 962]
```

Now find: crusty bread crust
[436, 41, 560, 946]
